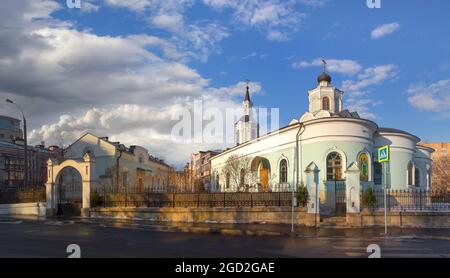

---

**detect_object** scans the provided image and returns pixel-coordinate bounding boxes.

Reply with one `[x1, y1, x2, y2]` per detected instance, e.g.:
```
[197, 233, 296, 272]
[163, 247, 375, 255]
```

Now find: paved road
[0, 218, 449, 258]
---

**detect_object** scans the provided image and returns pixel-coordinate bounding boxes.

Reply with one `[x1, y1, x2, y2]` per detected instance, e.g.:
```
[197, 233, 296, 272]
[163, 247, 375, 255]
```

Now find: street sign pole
[384, 162, 387, 235]
[378, 145, 390, 236]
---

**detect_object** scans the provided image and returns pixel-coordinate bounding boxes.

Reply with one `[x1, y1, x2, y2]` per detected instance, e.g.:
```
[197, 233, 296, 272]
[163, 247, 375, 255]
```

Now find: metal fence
[0, 186, 46, 204]
[95, 186, 294, 208]
[361, 189, 450, 212]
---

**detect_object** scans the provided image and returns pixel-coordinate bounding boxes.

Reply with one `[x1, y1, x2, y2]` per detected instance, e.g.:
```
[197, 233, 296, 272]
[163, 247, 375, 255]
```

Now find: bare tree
[221, 155, 258, 192]
[432, 156, 450, 192]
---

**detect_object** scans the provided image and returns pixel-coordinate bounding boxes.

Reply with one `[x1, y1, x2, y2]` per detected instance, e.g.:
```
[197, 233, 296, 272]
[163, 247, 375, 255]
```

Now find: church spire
[244, 79, 251, 102]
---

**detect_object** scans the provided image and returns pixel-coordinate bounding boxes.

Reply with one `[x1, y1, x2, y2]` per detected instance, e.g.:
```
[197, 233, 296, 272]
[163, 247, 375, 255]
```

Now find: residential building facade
[63, 133, 172, 192]
[0, 115, 62, 188]
[188, 150, 220, 192]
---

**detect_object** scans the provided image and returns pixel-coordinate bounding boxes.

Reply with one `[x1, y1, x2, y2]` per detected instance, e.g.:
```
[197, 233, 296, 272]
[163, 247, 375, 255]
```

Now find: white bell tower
[235, 81, 259, 145]
[307, 60, 343, 114]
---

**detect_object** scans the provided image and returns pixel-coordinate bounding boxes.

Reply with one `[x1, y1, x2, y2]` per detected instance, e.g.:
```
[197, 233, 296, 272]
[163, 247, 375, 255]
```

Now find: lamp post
[6, 99, 28, 188]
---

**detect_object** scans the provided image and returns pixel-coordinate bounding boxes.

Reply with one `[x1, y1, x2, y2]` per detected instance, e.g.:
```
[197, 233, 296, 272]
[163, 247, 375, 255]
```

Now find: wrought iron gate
[57, 169, 82, 216]
[335, 183, 346, 216]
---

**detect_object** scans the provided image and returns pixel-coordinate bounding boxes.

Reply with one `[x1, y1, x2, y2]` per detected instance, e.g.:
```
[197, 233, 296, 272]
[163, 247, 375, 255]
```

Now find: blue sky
[1, 0, 450, 165]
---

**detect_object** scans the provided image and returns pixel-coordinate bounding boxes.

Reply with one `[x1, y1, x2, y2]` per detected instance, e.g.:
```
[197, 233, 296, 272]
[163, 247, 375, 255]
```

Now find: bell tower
[307, 60, 343, 114]
[235, 80, 259, 145]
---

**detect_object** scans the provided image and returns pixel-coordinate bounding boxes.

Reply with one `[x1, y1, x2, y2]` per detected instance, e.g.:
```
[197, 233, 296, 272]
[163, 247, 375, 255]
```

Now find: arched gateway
[45, 152, 96, 217]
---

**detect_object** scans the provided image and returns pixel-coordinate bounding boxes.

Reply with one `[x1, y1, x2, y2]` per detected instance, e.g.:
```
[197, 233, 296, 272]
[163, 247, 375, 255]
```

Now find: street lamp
[6, 99, 28, 188]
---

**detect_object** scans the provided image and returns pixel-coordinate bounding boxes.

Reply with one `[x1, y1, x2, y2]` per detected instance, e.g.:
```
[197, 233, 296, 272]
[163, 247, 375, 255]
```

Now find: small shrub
[296, 185, 309, 207]
[91, 189, 103, 207]
[362, 187, 377, 209]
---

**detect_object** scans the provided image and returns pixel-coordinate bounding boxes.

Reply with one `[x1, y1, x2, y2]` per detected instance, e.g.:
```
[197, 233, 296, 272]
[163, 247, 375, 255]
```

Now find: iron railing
[95, 186, 294, 208]
[0, 186, 45, 204]
[361, 189, 450, 212]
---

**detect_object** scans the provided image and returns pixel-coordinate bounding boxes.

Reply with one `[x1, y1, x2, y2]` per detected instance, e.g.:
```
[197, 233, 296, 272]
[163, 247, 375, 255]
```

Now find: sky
[0, 0, 450, 167]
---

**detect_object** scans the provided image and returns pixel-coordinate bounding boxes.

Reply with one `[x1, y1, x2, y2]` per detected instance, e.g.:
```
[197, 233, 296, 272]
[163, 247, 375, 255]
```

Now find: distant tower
[235, 80, 259, 145]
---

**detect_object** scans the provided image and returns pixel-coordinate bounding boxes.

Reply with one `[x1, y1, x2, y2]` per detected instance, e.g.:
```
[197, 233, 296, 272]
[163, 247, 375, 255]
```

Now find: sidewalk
[72, 217, 450, 241]
[3, 215, 449, 241]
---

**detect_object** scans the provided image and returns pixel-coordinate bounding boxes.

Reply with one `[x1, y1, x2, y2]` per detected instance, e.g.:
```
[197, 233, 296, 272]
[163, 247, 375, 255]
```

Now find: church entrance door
[259, 166, 269, 192]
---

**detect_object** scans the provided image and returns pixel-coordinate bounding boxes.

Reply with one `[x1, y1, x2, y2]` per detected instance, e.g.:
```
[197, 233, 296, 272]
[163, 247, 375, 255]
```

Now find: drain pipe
[292, 122, 305, 235]
[295, 123, 305, 187]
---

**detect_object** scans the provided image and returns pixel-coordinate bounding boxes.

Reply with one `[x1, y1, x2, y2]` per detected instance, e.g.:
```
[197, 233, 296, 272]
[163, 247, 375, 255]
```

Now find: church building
[210, 68, 434, 215]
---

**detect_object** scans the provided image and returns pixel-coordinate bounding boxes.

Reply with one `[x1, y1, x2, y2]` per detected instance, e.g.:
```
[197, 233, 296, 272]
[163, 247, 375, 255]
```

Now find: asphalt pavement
[0, 216, 449, 258]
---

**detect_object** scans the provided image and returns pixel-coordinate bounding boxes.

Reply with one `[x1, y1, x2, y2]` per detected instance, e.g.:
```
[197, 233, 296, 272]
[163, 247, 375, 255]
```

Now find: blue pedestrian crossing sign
[378, 145, 389, 163]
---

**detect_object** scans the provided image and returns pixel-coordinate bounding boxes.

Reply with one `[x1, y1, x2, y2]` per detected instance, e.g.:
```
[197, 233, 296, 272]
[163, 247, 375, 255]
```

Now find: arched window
[326, 152, 343, 181]
[359, 153, 369, 182]
[279, 159, 288, 183]
[407, 162, 414, 186]
[322, 97, 330, 111]
[415, 167, 420, 187]
[216, 174, 220, 190]
[226, 172, 230, 189]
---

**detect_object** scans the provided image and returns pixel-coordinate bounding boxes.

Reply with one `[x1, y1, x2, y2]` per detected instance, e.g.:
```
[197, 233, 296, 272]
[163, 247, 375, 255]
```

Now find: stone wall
[90, 207, 449, 228]
[0, 202, 46, 217]
[347, 211, 450, 228]
[90, 207, 317, 226]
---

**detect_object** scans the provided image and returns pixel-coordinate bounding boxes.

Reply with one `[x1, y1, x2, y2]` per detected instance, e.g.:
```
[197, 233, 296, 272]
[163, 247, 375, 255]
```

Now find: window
[226, 173, 230, 189]
[374, 162, 382, 185]
[322, 97, 330, 111]
[279, 159, 287, 183]
[359, 153, 369, 182]
[407, 162, 414, 186]
[326, 152, 343, 181]
[415, 167, 420, 187]
[216, 174, 220, 189]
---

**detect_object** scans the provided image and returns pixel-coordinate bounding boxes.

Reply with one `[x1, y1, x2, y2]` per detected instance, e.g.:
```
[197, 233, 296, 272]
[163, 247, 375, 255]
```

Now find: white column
[45, 159, 56, 216]
[346, 162, 360, 213]
[305, 162, 320, 214]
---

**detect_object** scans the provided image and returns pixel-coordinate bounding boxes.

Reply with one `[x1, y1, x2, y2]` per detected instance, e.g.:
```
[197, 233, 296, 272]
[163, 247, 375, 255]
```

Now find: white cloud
[298, 0, 328, 8]
[106, 0, 227, 62]
[341, 64, 398, 92]
[293, 58, 362, 75]
[407, 79, 450, 114]
[341, 64, 397, 120]
[371, 22, 400, 39]
[81, 0, 100, 13]
[0, 0, 258, 166]
[203, 0, 306, 42]
[151, 13, 184, 32]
